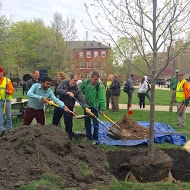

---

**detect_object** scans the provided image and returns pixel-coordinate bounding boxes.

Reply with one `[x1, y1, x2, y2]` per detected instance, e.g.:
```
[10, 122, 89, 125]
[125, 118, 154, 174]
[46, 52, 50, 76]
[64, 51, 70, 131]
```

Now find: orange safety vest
[0, 77, 12, 100]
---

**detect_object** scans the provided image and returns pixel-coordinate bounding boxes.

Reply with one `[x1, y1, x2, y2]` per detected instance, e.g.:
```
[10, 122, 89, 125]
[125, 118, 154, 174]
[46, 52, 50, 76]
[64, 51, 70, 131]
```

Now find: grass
[76, 162, 94, 177]
[20, 173, 65, 190]
[13, 87, 172, 105]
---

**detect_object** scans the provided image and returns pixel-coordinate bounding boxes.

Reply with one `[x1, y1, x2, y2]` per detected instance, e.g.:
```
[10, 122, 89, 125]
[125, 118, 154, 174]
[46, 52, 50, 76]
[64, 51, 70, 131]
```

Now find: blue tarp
[97, 121, 187, 146]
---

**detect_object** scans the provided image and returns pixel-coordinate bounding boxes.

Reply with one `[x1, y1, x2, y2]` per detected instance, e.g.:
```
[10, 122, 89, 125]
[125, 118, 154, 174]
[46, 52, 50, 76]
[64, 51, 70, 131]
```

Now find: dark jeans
[52, 107, 73, 140]
[127, 92, 133, 110]
[139, 93, 146, 108]
[106, 89, 111, 110]
[84, 107, 99, 141]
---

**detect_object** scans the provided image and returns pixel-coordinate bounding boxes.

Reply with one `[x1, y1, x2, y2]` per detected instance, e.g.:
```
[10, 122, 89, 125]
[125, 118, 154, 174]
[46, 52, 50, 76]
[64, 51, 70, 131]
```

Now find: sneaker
[92, 141, 97, 145]
[0, 129, 5, 137]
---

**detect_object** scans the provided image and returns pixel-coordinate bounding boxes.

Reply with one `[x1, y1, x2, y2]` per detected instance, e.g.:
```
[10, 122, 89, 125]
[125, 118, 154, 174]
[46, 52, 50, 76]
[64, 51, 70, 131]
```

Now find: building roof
[67, 40, 111, 50]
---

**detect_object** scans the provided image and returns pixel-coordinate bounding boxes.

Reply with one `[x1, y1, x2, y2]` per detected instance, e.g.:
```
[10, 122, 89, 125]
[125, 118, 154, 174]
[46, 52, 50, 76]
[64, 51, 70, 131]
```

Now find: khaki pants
[177, 102, 186, 125]
[111, 96, 119, 111]
[169, 90, 176, 111]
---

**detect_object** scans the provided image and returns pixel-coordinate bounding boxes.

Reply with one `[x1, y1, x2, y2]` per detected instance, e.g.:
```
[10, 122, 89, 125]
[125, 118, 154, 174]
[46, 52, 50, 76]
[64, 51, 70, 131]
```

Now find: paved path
[75, 102, 190, 113]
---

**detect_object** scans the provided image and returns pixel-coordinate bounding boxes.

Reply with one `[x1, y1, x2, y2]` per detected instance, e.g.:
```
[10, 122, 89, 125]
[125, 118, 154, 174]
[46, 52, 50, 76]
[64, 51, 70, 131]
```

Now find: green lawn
[13, 87, 171, 105]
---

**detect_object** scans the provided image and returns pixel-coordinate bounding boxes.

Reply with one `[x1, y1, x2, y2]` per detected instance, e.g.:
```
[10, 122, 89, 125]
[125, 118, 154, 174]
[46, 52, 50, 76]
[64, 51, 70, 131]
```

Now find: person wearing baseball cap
[169, 68, 180, 112]
[0, 67, 14, 136]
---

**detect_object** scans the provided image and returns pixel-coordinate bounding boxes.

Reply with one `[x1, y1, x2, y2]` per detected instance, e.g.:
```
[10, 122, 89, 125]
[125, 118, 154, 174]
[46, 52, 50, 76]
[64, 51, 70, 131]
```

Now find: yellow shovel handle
[46, 100, 59, 108]
[102, 114, 115, 123]
[85, 108, 96, 118]
[3, 102, 6, 114]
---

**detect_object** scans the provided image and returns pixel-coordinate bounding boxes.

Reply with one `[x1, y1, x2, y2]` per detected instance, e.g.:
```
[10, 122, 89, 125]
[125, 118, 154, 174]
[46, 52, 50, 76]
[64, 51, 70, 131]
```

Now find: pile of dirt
[0, 125, 113, 190]
[116, 115, 149, 140]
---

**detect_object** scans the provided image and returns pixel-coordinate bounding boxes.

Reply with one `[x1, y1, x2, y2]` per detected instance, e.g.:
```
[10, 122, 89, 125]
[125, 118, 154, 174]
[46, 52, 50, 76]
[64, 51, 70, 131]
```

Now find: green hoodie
[80, 79, 105, 111]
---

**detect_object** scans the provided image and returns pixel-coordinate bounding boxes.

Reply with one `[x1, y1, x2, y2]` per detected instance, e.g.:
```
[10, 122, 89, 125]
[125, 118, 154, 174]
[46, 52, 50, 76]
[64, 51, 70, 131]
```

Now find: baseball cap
[0, 67, 4, 72]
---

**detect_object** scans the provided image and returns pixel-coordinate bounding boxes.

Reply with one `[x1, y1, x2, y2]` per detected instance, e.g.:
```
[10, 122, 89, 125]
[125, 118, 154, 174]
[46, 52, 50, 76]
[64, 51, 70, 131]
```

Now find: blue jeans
[84, 107, 99, 141]
[0, 100, 12, 132]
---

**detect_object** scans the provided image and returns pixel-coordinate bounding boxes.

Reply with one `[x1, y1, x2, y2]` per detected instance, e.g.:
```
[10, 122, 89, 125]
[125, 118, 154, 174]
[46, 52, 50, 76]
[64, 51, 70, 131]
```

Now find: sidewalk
[75, 102, 190, 113]
[118, 103, 190, 113]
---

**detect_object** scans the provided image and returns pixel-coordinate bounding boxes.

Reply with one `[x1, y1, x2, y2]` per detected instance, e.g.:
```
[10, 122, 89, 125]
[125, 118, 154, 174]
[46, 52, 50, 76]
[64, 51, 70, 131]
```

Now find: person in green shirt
[80, 71, 105, 144]
[169, 69, 180, 112]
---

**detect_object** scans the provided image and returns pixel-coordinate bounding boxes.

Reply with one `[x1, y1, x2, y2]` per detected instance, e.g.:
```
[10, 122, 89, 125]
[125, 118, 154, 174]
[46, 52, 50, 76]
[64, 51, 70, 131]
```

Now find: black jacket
[56, 79, 88, 109]
[110, 79, 121, 96]
[26, 78, 40, 91]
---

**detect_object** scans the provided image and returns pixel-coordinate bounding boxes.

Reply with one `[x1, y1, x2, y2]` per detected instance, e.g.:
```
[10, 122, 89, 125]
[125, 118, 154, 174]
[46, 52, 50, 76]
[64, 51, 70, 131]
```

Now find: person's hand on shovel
[4, 90, 9, 95]
[185, 99, 189, 107]
[63, 105, 70, 112]
[100, 111, 105, 115]
[85, 108, 92, 115]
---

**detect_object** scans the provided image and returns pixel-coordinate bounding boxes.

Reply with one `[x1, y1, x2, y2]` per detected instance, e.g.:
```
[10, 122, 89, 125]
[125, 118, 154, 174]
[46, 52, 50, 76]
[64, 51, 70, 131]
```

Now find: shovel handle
[46, 100, 59, 108]
[3, 102, 6, 114]
[46, 100, 76, 116]
[88, 104, 121, 130]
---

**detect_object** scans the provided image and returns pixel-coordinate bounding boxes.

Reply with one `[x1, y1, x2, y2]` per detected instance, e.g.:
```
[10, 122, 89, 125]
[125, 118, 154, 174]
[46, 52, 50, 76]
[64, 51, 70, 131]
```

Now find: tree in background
[51, 12, 78, 72]
[0, 1, 12, 72]
[85, 0, 190, 156]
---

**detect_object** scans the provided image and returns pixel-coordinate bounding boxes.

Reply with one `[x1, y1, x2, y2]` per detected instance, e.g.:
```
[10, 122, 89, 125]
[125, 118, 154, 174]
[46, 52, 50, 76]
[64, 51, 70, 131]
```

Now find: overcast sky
[1, 0, 97, 41]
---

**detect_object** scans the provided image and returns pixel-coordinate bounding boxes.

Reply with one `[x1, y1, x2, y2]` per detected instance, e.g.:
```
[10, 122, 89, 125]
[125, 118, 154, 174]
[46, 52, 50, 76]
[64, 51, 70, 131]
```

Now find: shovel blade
[107, 132, 121, 140]
[109, 127, 122, 139]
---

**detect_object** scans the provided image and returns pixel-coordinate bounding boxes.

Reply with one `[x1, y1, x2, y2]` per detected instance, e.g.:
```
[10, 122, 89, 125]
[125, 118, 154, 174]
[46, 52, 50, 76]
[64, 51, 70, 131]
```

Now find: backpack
[83, 79, 99, 98]
[123, 79, 130, 93]
[148, 83, 151, 91]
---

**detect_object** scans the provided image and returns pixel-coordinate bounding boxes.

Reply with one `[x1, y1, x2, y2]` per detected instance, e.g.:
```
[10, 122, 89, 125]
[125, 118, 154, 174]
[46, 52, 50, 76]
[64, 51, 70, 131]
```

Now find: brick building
[66, 40, 112, 80]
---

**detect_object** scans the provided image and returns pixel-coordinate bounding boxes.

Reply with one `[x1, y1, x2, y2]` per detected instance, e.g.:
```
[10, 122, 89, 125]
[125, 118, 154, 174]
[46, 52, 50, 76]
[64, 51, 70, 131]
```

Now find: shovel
[87, 104, 121, 130]
[46, 100, 76, 116]
[46, 100, 93, 118]
[73, 97, 122, 140]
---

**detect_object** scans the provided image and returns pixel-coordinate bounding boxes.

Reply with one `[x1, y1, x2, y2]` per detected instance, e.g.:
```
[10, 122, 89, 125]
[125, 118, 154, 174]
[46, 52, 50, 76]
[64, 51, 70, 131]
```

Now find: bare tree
[84, 0, 190, 156]
[51, 12, 78, 70]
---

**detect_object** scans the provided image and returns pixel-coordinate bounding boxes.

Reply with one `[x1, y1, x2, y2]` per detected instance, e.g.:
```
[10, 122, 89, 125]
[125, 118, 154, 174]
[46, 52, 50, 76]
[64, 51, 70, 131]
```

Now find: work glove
[5, 91, 9, 95]
[85, 108, 91, 114]
[185, 99, 189, 107]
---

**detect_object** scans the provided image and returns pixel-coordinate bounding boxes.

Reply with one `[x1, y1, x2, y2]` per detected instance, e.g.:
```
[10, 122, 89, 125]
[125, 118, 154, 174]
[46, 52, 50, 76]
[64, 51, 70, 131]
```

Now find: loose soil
[115, 115, 149, 140]
[0, 116, 190, 189]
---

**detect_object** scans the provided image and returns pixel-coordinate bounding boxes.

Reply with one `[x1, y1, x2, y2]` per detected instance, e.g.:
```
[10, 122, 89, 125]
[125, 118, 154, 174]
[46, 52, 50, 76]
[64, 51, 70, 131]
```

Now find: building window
[80, 73, 84, 79]
[94, 62, 98, 68]
[79, 51, 83, 58]
[87, 73, 91, 78]
[101, 51, 106, 57]
[94, 51, 98, 57]
[87, 51, 91, 58]
[87, 62, 91, 68]
[80, 62, 84, 68]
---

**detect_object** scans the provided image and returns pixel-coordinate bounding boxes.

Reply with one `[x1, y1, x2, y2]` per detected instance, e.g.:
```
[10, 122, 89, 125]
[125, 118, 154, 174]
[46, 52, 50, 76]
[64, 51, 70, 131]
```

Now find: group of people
[105, 73, 150, 111]
[0, 66, 189, 141]
[0, 68, 106, 144]
[105, 74, 121, 112]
